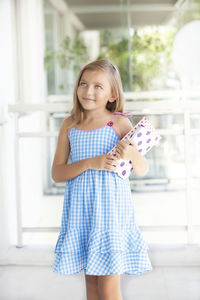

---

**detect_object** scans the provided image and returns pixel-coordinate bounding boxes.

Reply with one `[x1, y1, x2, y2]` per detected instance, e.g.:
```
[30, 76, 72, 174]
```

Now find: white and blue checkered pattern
[53, 115, 153, 275]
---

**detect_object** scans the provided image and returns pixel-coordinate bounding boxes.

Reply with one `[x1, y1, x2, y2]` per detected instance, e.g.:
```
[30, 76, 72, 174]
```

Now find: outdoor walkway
[0, 265, 200, 300]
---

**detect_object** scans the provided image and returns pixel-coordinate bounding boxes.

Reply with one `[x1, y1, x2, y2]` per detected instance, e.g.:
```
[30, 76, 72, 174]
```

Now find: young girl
[52, 59, 152, 300]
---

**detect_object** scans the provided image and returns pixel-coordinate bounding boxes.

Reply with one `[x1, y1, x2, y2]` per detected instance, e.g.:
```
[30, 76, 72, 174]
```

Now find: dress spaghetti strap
[113, 111, 133, 117]
[107, 112, 117, 127]
[107, 111, 132, 127]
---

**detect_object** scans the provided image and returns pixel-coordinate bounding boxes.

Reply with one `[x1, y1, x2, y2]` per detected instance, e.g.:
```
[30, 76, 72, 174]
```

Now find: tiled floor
[0, 265, 200, 300]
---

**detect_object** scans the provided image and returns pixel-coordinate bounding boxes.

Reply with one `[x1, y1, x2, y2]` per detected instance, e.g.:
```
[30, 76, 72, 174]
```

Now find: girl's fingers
[116, 150, 120, 156]
[107, 154, 116, 159]
[109, 160, 119, 166]
[106, 153, 120, 161]
[106, 158, 119, 167]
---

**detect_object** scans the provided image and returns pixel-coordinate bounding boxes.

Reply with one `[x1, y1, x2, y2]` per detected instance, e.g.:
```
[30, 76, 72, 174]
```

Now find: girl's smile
[83, 97, 95, 101]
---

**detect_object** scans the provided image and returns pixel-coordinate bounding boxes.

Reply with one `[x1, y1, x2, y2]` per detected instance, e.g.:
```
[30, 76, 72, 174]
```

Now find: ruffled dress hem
[53, 226, 153, 276]
[53, 252, 153, 276]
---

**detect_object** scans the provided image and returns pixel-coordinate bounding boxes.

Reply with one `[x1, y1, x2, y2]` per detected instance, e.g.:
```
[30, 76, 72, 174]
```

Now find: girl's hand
[89, 153, 120, 172]
[115, 137, 141, 161]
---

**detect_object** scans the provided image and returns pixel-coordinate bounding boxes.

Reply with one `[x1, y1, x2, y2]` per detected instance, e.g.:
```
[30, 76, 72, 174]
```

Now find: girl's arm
[127, 144, 149, 176]
[115, 116, 149, 177]
[51, 117, 91, 182]
[116, 139, 149, 177]
[52, 158, 92, 182]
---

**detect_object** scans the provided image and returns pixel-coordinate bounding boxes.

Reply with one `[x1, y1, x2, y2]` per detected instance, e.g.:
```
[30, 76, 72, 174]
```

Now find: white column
[0, 0, 18, 260]
[0, 0, 46, 262]
[16, 0, 46, 104]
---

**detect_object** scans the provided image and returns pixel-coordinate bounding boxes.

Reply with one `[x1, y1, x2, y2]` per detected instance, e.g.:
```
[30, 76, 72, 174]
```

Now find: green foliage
[44, 48, 56, 69]
[98, 27, 177, 91]
[44, 0, 200, 93]
[44, 33, 90, 74]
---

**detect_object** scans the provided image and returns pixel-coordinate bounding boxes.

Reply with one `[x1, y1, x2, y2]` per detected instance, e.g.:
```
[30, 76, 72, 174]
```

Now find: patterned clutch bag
[108, 116, 161, 179]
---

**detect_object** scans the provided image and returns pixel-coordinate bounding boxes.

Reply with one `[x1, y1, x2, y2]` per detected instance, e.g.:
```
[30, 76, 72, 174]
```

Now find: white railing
[7, 90, 200, 247]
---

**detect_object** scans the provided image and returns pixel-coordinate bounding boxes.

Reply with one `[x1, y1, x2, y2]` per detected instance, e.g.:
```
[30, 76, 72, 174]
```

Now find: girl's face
[77, 70, 114, 111]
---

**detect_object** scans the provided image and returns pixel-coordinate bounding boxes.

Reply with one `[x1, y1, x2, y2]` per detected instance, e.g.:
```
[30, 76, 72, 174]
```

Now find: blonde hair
[67, 59, 125, 129]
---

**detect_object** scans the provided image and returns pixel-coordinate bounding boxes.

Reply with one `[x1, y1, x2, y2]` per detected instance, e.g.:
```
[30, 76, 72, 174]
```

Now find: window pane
[20, 136, 64, 228]
[191, 179, 200, 226]
[191, 136, 200, 177]
[20, 138, 44, 227]
[129, 114, 184, 130]
[190, 113, 200, 129]
[130, 134, 186, 185]
[18, 112, 45, 132]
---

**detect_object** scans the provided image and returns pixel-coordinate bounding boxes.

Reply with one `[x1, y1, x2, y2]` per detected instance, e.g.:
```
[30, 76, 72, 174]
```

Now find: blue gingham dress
[53, 112, 153, 275]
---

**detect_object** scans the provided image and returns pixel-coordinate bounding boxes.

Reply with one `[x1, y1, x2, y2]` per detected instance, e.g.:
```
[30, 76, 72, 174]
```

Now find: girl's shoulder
[63, 115, 74, 124]
[62, 115, 75, 133]
[114, 113, 133, 139]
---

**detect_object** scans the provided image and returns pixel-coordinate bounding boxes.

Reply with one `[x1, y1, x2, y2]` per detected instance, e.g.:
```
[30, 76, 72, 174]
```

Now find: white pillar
[16, 0, 46, 104]
[0, 0, 46, 262]
[0, 0, 18, 260]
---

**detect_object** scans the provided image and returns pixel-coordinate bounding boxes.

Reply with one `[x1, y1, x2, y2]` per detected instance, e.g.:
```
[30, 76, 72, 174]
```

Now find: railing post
[183, 93, 193, 245]
[14, 113, 23, 248]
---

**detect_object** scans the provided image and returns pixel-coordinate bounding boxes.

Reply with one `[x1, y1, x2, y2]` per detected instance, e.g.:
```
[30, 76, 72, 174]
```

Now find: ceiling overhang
[65, 0, 187, 29]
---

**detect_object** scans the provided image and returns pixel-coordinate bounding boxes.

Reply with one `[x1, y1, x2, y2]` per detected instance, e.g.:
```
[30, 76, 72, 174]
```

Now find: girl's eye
[79, 82, 102, 89]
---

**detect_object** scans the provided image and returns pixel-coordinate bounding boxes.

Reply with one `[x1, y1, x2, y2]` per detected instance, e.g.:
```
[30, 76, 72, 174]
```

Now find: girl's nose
[85, 85, 94, 96]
